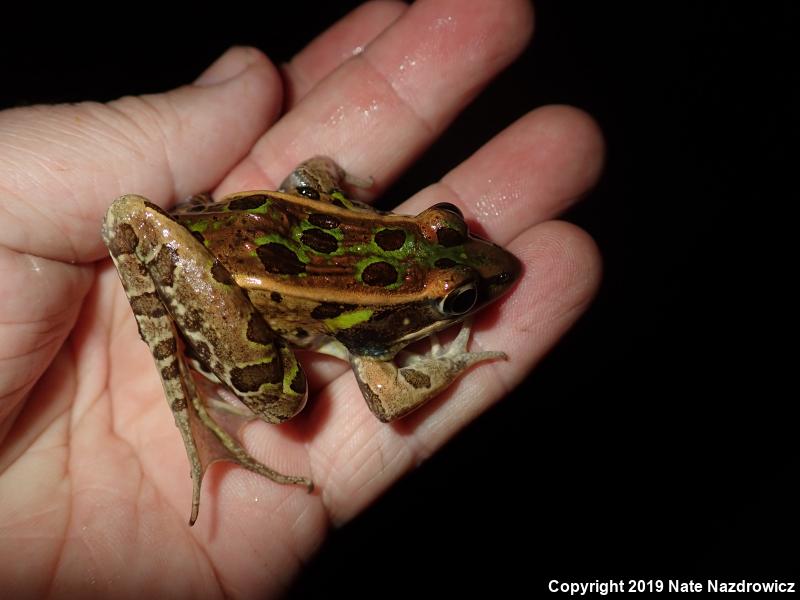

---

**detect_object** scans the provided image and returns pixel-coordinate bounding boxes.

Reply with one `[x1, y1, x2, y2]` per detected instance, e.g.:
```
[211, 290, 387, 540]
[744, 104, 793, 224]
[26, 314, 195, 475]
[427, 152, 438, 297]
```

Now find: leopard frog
[102, 157, 519, 524]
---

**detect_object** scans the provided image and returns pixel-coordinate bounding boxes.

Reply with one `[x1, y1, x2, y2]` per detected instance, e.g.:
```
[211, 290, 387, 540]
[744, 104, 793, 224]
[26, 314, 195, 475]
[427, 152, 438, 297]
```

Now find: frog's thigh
[103, 195, 308, 423]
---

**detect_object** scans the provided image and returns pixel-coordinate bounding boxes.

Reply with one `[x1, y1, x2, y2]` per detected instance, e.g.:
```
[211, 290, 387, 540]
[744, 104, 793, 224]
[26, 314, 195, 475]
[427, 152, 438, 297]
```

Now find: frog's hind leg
[280, 156, 373, 203]
[103, 195, 312, 525]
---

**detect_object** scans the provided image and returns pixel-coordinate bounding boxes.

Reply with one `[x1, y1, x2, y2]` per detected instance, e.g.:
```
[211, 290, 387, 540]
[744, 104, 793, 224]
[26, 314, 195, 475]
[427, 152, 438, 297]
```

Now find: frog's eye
[431, 202, 463, 218]
[439, 282, 478, 316]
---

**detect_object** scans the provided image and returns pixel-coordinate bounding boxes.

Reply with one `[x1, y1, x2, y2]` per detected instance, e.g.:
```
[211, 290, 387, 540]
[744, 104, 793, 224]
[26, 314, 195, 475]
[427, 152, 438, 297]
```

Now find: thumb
[0, 47, 282, 425]
[0, 46, 283, 263]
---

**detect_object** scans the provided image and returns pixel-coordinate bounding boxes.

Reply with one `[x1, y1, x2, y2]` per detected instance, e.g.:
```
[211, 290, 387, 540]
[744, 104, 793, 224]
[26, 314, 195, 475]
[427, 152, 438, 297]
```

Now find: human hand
[0, 1, 602, 596]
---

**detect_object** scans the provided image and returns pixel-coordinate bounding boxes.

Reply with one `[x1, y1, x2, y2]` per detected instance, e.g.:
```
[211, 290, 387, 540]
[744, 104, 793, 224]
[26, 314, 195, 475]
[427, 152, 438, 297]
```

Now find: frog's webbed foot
[351, 319, 506, 422]
[183, 373, 314, 525]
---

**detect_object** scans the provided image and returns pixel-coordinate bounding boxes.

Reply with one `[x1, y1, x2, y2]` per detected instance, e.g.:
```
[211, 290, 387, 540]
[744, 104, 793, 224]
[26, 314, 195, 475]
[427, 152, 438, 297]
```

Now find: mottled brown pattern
[171, 398, 187, 412]
[148, 244, 177, 287]
[246, 313, 275, 345]
[257, 243, 306, 275]
[308, 213, 339, 229]
[153, 337, 177, 360]
[228, 194, 267, 211]
[210, 260, 234, 285]
[436, 226, 465, 247]
[374, 228, 405, 251]
[161, 360, 179, 380]
[301, 228, 338, 254]
[108, 223, 139, 257]
[400, 368, 432, 389]
[183, 308, 204, 332]
[230, 361, 283, 393]
[361, 261, 398, 286]
[130, 292, 166, 318]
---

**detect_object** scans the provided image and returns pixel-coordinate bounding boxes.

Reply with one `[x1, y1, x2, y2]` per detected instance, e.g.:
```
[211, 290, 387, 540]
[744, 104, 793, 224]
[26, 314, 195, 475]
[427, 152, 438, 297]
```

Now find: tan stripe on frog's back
[174, 191, 433, 305]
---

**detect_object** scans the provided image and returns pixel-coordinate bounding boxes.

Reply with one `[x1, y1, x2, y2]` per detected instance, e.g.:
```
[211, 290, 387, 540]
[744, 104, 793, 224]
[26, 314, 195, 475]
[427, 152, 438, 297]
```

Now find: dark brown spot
[143, 201, 170, 217]
[191, 230, 206, 245]
[228, 194, 267, 211]
[189, 204, 207, 213]
[436, 226, 465, 247]
[295, 327, 309, 338]
[374, 228, 406, 251]
[171, 398, 187, 412]
[400, 368, 432, 389]
[270, 291, 282, 303]
[193, 341, 211, 363]
[148, 244, 177, 287]
[210, 260, 234, 285]
[311, 302, 355, 320]
[246, 313, 275, 345]
[161, 360, 179, 380]
[257, 242, 306, 275]
[230, 361, 282, 393]
[107, 223, 139, 257]
[308, 213, 340, 229]
[130, 292, 166, 318]
[290, 368, 307, 394]
[435, 258, 457, 268]
[153, 337, 177, 360]
[301, 228, 338, 254]
[185, 341, 213, 372]
[296, 186, 320, 200]
[332, 198, 347, 209]
[183, 308, 204, 332]
[361, 261, 398, 287]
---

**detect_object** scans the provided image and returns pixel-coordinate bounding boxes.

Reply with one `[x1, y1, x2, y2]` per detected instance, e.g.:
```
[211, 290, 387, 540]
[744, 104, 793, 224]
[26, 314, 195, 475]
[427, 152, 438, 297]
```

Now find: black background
[1, 0, 796, 595]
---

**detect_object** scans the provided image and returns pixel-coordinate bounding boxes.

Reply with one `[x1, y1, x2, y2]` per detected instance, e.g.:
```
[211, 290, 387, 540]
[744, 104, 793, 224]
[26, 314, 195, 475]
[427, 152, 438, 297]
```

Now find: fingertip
[194, 46, 279, 88]
[511, 220, 602, 320]
[530, 105, 606, 193]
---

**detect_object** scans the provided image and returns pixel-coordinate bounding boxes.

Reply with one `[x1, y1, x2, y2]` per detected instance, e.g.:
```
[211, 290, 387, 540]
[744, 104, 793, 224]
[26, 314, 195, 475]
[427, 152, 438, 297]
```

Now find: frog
[101, 157, 520, 525]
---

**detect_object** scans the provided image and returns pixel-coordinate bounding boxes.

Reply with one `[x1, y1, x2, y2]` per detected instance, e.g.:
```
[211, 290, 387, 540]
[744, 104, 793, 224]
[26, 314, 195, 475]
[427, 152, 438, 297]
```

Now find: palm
[0, 1, 603, 596]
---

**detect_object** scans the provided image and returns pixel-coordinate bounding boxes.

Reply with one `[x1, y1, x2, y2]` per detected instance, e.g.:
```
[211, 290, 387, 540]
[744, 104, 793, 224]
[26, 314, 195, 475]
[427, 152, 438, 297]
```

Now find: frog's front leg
[350, 320, 506, 422]
[280, 156, 372, 204]
[102, 195, 312, 524]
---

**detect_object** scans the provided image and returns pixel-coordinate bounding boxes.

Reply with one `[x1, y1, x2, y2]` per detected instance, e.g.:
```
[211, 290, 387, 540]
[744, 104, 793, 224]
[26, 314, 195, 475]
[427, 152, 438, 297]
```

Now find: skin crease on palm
[0, 0, 603, 597]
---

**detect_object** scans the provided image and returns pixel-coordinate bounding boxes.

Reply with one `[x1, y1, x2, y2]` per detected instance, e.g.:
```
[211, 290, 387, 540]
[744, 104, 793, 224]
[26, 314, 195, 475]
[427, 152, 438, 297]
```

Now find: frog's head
[414, 202, 520, 321]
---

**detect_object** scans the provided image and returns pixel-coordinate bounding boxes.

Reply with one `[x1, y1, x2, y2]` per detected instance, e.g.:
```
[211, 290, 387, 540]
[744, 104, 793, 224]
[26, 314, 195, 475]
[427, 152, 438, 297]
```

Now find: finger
[283, 1, 408, 106]
[403, 105, 606, 240]
[216, 0, 534, 194]
[0, 46, 281, 263]
[312, 220, 602, 523]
